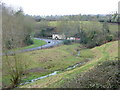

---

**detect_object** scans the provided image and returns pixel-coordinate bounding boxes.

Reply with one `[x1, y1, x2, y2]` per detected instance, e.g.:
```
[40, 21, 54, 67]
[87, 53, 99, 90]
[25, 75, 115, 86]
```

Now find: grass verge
[15, 38, 47, 51]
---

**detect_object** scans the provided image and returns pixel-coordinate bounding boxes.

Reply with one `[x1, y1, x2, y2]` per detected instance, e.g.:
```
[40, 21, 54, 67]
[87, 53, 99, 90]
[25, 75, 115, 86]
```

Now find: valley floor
[19, 41, 118, 88]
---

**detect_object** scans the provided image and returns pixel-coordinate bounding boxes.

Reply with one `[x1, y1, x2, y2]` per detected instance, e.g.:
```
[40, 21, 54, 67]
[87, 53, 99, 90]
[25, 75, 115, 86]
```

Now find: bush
[5, 40, 13, 49]
[61, 60, 120, 88]
[3, 54, 29, 88]
[63, 40, 72, 45]
[106, 35, 113, 42]
[24, 35, 34, 45]
[34, 32, 41, 38]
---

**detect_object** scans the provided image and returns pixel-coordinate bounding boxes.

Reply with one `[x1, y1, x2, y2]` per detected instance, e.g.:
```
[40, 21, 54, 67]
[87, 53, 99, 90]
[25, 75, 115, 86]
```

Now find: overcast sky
[2, 0, 120, 15]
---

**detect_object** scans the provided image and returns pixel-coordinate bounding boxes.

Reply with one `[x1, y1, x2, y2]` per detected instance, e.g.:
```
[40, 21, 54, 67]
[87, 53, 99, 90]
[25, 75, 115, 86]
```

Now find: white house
[52, 34, 66, 40]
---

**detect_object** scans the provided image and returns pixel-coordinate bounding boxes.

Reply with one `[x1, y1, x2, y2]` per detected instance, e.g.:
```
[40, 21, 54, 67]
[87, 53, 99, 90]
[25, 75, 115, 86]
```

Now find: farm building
[67, 37, 80, 40]
[52, 34, 66, 40]
[67, 37, 75, 40]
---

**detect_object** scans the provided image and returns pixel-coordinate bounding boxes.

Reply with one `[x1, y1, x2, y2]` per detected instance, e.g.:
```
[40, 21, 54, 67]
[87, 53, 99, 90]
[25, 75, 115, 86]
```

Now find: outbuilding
[52, 34, 66, 40]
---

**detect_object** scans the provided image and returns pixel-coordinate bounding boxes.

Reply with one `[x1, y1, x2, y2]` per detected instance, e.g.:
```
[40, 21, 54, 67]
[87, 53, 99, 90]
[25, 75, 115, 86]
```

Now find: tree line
[34, 13, 119, 23]
[2, 4, 35, 89]
[34, 20, 118, 48]
[2, 4, 35, 50]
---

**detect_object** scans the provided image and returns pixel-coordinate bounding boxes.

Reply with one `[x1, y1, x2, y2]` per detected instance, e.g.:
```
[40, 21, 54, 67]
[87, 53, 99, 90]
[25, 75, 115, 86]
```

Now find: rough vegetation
[61, 60, 120, 88]
[3, 43, 93, 88]
[35, 20, 118, 48]
[19, 41, 118, 88]
[2, 3, 119, 89]
[2, 4, 35, 50]
[2, 4, 35, 88]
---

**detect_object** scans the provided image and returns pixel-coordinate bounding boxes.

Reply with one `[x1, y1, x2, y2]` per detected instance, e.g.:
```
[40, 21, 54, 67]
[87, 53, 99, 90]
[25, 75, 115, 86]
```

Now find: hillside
[36, 21, 118, 36]
[2, 2, 119, 89]
[19, 41, 118, 88]
[3, 43, 93, 87]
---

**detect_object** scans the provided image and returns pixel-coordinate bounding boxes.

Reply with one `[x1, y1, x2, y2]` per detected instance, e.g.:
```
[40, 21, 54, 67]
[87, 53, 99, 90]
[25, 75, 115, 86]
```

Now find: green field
[48, 21, 118, 32]
[19, 40, 118, 88]
[3, 43, 94, 87]
[20, 44, 93, 82]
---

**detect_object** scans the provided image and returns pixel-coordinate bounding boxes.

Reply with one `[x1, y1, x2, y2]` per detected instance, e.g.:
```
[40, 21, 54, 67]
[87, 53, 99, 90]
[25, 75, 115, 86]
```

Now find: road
[21, 38, 63, 52]
[1, 38, 63, 55]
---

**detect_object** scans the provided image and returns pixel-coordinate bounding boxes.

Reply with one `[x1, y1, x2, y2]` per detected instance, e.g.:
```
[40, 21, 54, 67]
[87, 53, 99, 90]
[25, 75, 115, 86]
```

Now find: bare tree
[2, 4, 32, 88]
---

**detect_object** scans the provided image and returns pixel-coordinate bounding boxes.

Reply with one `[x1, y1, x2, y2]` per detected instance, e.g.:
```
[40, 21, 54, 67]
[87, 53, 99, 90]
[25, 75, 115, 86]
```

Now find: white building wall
[52, 34, 66, 40]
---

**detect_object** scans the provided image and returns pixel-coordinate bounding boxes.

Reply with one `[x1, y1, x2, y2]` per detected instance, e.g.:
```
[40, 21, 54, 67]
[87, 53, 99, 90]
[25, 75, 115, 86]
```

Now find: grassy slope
[3, 43, 93, 87]
[61, 59, 119, 88]
[2, 39, 46, 87]
[20, 44, 93, 80]
[20, 41, 118, 88]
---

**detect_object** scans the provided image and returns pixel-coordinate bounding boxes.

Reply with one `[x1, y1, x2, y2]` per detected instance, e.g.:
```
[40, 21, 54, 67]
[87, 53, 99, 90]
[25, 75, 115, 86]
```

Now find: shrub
[61, 60, 120, 88]
[24, 35, 34, 45]
[5, 40, 13, 49]
[63, 40, 72, 45]
[3, 54, 29, 88]
[106, 35, 113, 42]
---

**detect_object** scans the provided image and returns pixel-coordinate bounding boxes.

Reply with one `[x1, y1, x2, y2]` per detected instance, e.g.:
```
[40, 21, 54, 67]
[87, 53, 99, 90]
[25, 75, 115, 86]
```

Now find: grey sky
[2, 0, 119, 15]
